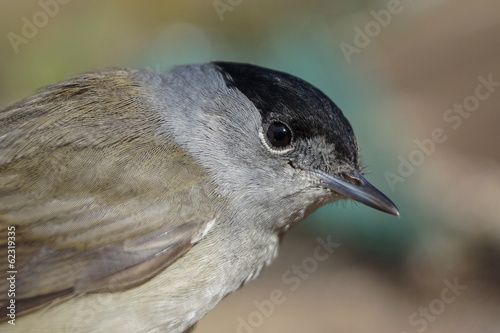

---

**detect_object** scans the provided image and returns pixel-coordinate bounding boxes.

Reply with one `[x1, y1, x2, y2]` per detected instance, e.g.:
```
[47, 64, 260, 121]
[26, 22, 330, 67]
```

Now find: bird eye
[266, 121, 292, 149]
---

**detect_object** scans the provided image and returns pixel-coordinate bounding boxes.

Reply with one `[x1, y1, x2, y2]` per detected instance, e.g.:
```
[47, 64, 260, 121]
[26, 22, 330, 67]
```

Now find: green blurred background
[1, 0, 499, 332]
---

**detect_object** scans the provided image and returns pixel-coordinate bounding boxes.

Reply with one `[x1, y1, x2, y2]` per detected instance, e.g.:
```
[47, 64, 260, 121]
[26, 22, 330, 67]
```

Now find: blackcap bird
[0, 62, 399, 332]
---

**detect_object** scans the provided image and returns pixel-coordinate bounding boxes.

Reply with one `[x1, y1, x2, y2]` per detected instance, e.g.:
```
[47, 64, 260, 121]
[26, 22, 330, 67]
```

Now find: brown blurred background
[1, 0, 499, 332]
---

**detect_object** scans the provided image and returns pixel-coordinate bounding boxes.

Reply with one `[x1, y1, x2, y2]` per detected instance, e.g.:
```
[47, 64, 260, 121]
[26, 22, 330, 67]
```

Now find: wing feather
[0, 69, 219, 319]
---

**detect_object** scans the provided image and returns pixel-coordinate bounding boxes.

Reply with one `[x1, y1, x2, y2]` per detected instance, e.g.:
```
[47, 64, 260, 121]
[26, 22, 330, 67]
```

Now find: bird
[0, 62, 399, 332]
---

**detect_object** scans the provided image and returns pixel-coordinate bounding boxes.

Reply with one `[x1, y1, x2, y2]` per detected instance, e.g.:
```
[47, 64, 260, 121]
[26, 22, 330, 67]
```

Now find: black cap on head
[213, 62, 358, 166]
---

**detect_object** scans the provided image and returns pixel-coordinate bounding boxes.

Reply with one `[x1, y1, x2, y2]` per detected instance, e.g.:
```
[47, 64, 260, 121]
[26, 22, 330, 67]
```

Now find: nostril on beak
[340, 172, 362, 186]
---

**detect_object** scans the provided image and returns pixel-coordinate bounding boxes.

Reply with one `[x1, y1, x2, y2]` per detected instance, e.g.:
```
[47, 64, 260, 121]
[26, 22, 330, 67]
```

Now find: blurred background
[1, 0, 499, 332]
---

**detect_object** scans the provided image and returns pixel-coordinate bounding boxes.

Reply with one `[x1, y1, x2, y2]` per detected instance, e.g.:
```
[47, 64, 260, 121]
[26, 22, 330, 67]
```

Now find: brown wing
[0, 69, 218, 318]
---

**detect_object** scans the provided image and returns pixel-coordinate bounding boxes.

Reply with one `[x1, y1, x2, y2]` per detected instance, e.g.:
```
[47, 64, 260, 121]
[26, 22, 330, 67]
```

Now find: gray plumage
[0, 62, 398, 332]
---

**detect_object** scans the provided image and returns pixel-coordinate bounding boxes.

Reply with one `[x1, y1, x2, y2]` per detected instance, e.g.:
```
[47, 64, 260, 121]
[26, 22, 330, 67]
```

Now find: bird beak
[312, 170, 400, 216]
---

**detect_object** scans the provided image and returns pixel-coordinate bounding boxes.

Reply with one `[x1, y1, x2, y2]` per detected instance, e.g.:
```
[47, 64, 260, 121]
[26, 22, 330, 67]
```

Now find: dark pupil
[267, 122, 291, 147]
